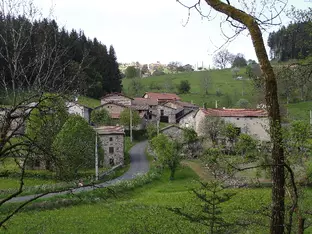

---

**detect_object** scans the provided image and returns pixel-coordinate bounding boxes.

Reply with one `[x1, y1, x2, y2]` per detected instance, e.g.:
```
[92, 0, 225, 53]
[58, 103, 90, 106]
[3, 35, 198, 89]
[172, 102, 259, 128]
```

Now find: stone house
[66, 102, 92, 123]
[100, 93, 133, 106]
[95, 126, 125, 166]
[132, 97, 158, 121]
[193, 108, 270, 142]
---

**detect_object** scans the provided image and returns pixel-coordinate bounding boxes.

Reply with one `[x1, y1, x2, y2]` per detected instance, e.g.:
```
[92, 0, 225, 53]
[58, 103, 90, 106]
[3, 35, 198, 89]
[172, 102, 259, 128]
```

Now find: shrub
[177, 80, 191, 94]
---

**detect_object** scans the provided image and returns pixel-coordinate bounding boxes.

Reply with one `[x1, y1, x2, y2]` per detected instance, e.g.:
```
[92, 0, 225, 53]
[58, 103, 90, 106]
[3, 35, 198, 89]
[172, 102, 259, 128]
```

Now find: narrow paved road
[7, 141, 149, 203]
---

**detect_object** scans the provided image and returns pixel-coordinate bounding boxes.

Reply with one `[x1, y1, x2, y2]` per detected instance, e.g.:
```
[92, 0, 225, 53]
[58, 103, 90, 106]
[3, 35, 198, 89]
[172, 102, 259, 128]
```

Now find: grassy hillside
[122, 69, 259, 108]
[286, 101, 312, 122]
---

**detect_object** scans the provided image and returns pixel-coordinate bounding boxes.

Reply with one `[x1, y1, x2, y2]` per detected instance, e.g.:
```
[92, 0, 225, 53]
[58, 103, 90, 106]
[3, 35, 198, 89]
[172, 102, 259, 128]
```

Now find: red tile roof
[143, 92, 181, 101]
[95, 126, 125, 134]
[200, 108, 268, 117]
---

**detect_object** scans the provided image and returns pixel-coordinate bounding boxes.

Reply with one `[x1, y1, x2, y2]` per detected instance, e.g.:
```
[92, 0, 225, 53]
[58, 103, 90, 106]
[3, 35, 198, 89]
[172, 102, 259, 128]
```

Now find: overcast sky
[34, 0, 310, 68]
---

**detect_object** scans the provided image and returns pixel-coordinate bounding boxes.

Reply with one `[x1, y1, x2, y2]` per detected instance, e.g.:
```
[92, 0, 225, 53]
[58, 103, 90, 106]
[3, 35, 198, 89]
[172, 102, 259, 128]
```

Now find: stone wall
[98, 134, 124, 166]
[160, 126, 184, 142]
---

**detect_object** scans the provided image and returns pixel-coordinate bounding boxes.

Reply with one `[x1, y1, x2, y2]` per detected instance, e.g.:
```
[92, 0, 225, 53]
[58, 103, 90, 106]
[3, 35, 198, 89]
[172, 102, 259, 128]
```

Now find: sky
[34, 0, 311, 68]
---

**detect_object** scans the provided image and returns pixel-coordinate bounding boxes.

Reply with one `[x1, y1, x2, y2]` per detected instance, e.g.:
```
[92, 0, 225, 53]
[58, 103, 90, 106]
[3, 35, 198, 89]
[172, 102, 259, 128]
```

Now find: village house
[180, 108, 270, 142]
[66, 102, 92, 123]
[95, 126, 125, 166]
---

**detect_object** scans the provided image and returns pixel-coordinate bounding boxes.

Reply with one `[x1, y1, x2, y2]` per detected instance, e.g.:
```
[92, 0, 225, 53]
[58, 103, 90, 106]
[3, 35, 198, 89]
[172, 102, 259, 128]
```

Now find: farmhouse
[66, 102, 92, 123]
[95, 126, 125, 166]
[194, 108, 270, 141]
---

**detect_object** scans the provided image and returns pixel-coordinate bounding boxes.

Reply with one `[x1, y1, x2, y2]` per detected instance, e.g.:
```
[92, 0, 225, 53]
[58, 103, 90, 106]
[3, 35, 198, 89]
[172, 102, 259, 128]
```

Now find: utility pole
[95, 131, 98, 181]
[130, 108, 133, 142]
[157, 117, 160, 135]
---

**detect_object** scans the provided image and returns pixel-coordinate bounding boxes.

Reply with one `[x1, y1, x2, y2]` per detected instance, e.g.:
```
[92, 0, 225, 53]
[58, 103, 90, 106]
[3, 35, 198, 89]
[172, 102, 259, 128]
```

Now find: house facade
[95, 126, 125, 166]
[194, 108, 270, 142]
[178, 110, 197, 129]
[100, 93, 132, 106]
[66, 102, 92, 123]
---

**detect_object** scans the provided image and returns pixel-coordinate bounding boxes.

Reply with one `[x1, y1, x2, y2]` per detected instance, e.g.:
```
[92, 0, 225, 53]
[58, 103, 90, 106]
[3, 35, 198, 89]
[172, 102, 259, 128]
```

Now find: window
[109, 147, 114, 154]
[237, 118, 240, 120]
[160, 110, 164, 116]
[109, 137, 113, 142]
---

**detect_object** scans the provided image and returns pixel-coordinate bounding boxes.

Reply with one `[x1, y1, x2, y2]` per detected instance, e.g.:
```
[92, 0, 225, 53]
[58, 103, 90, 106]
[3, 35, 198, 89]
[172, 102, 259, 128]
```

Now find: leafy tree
[183, 128, 198, 144]
[235, 99, 250, 108]
[119, 108, 141, 129]
[141, 64, 149, 75]
[213, 49, 234, 69]
[232, 53, 247, 67]
[26, 94, 68, 170]
[177, 80, 191, 94]
[125, 66, 138, 79]
[52, 115, 96, 180]
[235, 134, 258, 158]
[200, 116, 225, 146]
[146, 123, 158, 141]
[91, 108, 112, 126]
[201, 72, 212, 95]
[128, 78, 144, 96]
[151, 134, 181, 180]
[168, 61, 181, 73]
[223, 123, 239, 151]
[290, 120, 311, 149]
[177, 1, 291, 232]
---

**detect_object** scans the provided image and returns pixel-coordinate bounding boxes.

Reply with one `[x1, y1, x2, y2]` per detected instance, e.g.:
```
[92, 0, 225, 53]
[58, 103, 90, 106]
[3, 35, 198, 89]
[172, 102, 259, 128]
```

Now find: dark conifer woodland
[0, 15, 122, 99]
[268, 21, 312, 61]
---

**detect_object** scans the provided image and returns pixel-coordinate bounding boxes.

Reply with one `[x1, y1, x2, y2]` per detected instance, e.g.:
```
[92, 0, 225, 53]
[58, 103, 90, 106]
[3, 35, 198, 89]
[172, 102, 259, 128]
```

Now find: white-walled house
[66, 102, 92, 123]
[183, 108, 270, 142]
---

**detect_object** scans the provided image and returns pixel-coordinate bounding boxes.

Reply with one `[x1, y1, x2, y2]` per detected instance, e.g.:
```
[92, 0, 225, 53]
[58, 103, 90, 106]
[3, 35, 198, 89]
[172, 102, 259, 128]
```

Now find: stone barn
[95, 126, 125, 166]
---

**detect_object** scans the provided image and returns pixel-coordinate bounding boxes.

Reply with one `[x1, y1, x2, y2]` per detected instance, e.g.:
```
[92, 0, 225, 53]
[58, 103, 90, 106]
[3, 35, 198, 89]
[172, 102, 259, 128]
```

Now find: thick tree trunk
[204, 1, 285, 233]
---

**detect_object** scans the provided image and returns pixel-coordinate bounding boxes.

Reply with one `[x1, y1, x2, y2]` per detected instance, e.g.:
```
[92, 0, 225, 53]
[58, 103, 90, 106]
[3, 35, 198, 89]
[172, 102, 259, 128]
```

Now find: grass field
[3, 164, 312, 234]
[122, 69, 258, 109]
[286, 101, 312, 122]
